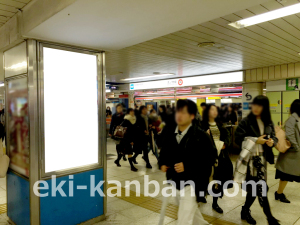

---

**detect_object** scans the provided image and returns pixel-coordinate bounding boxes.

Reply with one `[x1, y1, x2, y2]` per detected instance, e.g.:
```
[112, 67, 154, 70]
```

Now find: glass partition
[42, 47, 99, 174]
[7, 76, 29, 177]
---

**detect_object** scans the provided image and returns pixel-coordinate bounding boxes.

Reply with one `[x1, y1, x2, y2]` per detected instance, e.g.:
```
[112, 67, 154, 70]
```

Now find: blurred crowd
[106, 97, 300, 225]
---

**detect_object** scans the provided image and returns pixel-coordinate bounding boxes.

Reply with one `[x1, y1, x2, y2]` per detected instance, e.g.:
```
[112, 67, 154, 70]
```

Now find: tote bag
[275, 126, 291, 153]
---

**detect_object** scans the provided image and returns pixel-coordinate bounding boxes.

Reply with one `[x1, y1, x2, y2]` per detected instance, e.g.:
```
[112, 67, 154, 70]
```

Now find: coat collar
[292, 113, 300, 131]
[292, 112, 299, 121]
[248, 115, 261, 137]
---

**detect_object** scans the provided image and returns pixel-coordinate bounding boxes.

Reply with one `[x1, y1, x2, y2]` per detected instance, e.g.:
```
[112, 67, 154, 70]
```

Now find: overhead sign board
[286, 78, 299, 91]
[129, 71, 243, 90]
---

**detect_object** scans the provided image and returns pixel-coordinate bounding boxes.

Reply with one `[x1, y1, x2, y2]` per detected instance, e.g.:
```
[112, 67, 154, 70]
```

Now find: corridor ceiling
[106, 0, 300, 83]
[21, 0, 300, 83]
[25, 0, 269, 50]
[0, 0, 31, 27]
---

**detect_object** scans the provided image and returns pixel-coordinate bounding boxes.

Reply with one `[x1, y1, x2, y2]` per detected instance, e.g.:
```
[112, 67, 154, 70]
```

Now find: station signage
[129, 71, 243, 90]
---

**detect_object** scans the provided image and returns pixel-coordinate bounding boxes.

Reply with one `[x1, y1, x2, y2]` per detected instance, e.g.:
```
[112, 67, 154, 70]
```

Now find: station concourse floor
[0, 139, 300, 224]
[102, 139, 300, 225]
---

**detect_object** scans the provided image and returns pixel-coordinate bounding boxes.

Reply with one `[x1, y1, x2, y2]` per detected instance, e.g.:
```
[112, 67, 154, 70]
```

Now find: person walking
[106, 106, 112, 117]
[149, 109, 161, 159]
[159, 99, 217, 225]
[109, 104, 126, 161]
[275, 99, 300, 203]
[158, 105, 167, 124]
[114, 108, 138, 171]
[201, 104, 233, 214]
[235, 95, 280, 225]
[224, 104, 238, 125]
[132, 105, 152, 168]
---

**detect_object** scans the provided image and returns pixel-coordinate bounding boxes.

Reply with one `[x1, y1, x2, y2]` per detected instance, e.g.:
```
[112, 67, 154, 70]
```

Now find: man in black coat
[132, 105, 153, 168]
[159, 99, 217, 225]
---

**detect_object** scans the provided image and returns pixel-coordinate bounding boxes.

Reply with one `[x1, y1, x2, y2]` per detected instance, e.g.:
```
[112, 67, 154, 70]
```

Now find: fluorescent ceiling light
[121, 73, 175, 81]
[229, 3, 300, 29]
[0, 84, 4, 87]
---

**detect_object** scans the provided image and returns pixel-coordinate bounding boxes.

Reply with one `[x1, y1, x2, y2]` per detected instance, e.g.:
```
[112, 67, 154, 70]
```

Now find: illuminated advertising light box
[129, 71, 243, 90]
[43, 47, 99, 173]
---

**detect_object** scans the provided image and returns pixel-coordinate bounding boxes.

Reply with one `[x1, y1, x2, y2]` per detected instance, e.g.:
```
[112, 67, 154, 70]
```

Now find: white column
[128, 91, 135, 108]
[242, 83, 263, 118]
[215, 99, 221, 107]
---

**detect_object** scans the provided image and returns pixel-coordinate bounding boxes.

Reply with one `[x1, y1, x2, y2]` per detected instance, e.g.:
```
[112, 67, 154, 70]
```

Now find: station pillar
[242, 82, 263, 118]
[3, 40, 106, 225]
[215, 99, 221, 107]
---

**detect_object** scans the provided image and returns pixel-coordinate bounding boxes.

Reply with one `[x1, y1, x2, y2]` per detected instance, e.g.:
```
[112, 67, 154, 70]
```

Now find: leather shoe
[212, 203, 223, 214]
[275, 192, 290, 203]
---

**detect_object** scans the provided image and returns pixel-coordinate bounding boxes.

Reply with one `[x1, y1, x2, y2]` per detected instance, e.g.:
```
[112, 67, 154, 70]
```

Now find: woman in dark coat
[235, 95, 279, 225]
[275, 99, 300, 203]
[114, 108, 139, 172]
[109, 103, 126, 161]
[158, 105, 167, 124]
[224, 104, 238, 125]
[201, 104, 232, 214]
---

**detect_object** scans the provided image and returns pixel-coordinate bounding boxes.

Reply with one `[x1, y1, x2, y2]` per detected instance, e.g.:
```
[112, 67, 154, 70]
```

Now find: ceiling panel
[0, 0, 29, 28]
[0, 0, 25, 8]
[106, 0, 300, 83]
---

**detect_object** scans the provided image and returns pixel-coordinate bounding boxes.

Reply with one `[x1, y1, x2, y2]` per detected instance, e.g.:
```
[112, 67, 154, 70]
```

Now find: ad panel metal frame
[37, 42, 106, 179]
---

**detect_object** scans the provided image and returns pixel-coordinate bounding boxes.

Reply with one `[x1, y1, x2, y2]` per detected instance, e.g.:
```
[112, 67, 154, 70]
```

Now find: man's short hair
[139, 105, 146, 115]
[116, 103, 123, 108]
[176, 99, 198, 116]
[200, 102, 207, 107]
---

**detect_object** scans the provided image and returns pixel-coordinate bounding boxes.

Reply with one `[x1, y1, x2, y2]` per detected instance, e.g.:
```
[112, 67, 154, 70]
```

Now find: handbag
[113, 122, 127, 139]
[0, 140, 9, 178]
[275, 126, 291, 153]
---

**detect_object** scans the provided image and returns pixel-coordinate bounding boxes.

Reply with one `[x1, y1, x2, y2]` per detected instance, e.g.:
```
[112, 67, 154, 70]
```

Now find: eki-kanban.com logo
[33, 175, 267, 198]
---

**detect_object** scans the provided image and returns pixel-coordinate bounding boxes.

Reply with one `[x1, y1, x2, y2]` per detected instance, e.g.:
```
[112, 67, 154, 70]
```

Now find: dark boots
[128, 158, 138, 172]
[132, 154, 139, 164]
[142, 155, 152, 168]
[212, 192, 223, 214]
[267, 217, 280, 225]
[275, 191, 290, 203]
[114, 154, 122, 167]
[241, 206, 257, 225]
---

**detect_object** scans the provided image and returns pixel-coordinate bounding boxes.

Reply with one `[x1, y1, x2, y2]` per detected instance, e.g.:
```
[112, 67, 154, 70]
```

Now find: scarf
[124, 114, 136, 125]
[234, 137, 266, 184]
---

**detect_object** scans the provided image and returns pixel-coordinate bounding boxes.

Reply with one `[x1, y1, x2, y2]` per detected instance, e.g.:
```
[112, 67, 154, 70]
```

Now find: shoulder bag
[113, 122, 127, 139]
[275, 126, 291, 153]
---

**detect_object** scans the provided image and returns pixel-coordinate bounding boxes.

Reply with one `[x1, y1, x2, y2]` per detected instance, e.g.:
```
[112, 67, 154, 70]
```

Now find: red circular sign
[178, 79, 183, 85]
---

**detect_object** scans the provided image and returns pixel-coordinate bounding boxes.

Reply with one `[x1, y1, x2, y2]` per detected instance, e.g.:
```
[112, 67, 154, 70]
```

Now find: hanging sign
[129, 71, 243, 90]
[286, 78, 299, 91]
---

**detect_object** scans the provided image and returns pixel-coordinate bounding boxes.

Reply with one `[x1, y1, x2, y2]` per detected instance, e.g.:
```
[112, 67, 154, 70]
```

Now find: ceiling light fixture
[121, 73, 175, 81]
[197, 42, 215, 47]
[0, 84, 4, 87]
[229, 3, 300, 29]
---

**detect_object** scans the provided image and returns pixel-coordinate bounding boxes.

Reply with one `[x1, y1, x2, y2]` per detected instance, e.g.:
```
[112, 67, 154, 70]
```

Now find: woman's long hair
[290, 99, 300, 117]
[202, 104, 222, 128]
[248, 95, 272, 125]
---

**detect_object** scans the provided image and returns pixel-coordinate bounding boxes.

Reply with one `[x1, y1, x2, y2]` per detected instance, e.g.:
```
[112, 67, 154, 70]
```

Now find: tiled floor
[1, 139, 300, 224]
[0, 177, 6, 206]
[99, 139, 300, 225]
